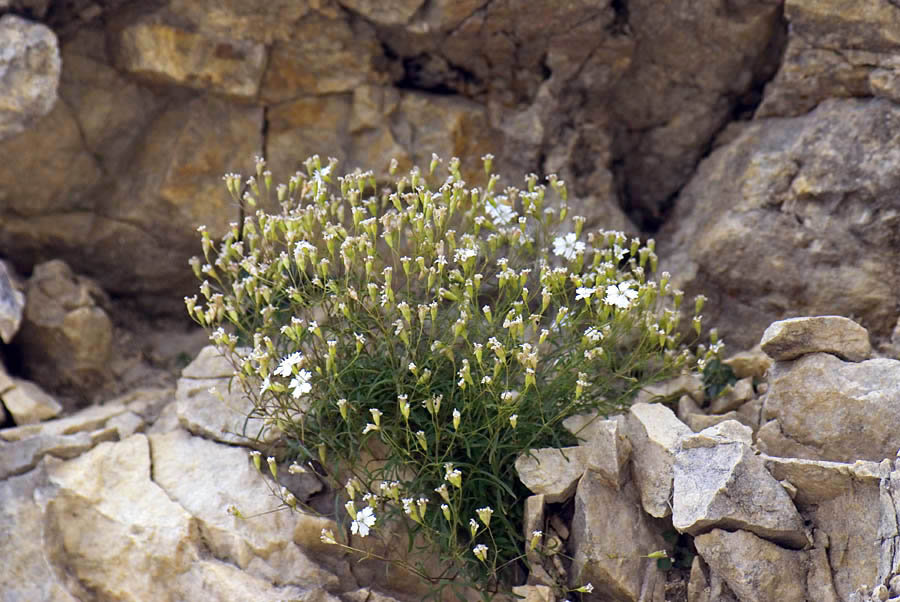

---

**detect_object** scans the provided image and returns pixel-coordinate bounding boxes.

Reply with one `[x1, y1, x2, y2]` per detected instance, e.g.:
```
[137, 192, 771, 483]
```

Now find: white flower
[584, 326, 603, 342]
[259, 377, 272, 395]
[351, 506, 376, 538]
[575, 286, 596, 302]
[605, 282, 638, 309]
[552, 233, 585, 260]
[274, 352, 304, 377]
[362, 423, 380, 435]
[486, 200, 517, 226]
[289, 369, 312, 397]
[473, 543, 489, 562]
[454, 247, 478, 263]
[320, 528, 337, 545]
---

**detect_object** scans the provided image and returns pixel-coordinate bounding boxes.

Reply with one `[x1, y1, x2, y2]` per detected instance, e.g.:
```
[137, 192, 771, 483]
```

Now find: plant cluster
[186, 154, 714, 600]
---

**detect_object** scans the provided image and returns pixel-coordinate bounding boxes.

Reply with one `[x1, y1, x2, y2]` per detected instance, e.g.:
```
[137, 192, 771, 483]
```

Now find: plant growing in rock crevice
[186, 153, 713, 600]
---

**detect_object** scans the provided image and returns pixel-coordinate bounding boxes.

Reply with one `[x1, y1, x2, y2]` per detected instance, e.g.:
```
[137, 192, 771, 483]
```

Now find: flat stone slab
[760, 316, 870, 362]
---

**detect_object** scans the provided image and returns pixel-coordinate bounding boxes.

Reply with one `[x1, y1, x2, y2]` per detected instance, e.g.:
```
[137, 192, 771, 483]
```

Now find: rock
[760, 353, 900, 462]
[259, 13, 386, 103]
[17, 260, 113, 404]
[1, 377, 63, 424]
[677, 395, 702, 423]
[0, 400, 129, 442]
[723, 346, 772, 380]
[757, 0, 900, 118]
[0, 431, 93, 480]
[0, 465, 80, 601]
[633, 373, 705, 405]
[659, 99, 900, 350]
[807, 529, 841, 602]
[694, 529, 807, 602]
[708, 377, 754, 415]
[760, 316, 871, 362]
[0, 260, 25, 343]
[684, 411, 755, 434]
[763, 456, 882, 507]
[521, 494, 556, 588]
[166, 0, 315, 44]
[338, 0, 425, 25]
[687, 555, 710, 602]
[563, 413, 631, 489]
[149, 430, 329, 582]
[515, 446, 585, 504]
[673, 423, 807, 548]
[626, 402, 692, 517]
[570, 470, 667, 602]
[0, 15, 61, 141]
[108, 7, 267, 99]
[176, 346, 277, 447]
[510, 584, 555, 602]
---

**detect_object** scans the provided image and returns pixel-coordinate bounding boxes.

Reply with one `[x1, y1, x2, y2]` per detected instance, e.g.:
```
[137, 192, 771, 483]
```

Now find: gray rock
[570, 470, 667, 602]
[515, 446, 585, 504]
[176, 346, 276, 447]
[759, 353, 900, 463]
[694, 529, 807, 602]
[684, 411, 755, 434]
[673, 424, 807, 548]
[563, 412, 631, 489]
[708, 377, 754, 415]
[0, 15, 61, 141]
[626, 402, 692, 517]
[0, 261, 25, 343]
[0, 431, 93, 479]
[633, 373, 705, 405]
[659, 99, 900, 350]
[761, 316, 871, 362]
[0, 400, 128, 442]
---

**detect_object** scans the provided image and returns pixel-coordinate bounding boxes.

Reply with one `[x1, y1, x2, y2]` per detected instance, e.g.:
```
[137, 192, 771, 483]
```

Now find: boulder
[694, 529, 807, 602]
[569, 470, 667, 602]
[659, 99, 900, 349]
[760, 353, 900, 462]
[722, 346, 772, 380]
[17, 260, 113, 404]
[515, 446, 585, 504]
[0, 260, 25, 343]
[673, 422, 807, 549]
[626, 402, 692, 518]
[0, 15, 61, 141]
[760, 316, 871, 362]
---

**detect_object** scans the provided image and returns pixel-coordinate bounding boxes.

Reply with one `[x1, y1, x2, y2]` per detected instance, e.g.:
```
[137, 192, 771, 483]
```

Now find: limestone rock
[176, 346, 276, 447]
[260, 13, 386, 103]
[108, 8, 267, 99]
[659, 99, 900, 349]
[723, 346, 772, 380]
[0, 15, 61, 141]
[338, 0, 425, 25]
[694, 529, 807, 602]
[1, 377, 63, 425]
[633, 373, 705, 405]
[626, 402, 692, 518]
[760, 353, 900, 462]
[570, 470, 667, 602]
[684, 411, 756, 434]
[515, 446, 585, 504]
[0, 400, 129, 442]
[673, 423, 807, 548]
[761, 316, 871, 362]
[17, 260, 112, 404]
[757, 0, 900, 118]
[708, 377, 754, 415]
[149, 430, 329, 583]
[0, 260, 25, 343]
[167, 0, 315, 44]
[0, 465, 79, 601]
[0, 431, 93, 479]
[563, 413, 631, 489]
[510, 584, 555, 602]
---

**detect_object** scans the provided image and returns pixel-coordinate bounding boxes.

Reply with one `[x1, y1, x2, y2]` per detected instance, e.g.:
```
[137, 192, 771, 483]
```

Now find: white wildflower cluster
[188, 153, 715, 596]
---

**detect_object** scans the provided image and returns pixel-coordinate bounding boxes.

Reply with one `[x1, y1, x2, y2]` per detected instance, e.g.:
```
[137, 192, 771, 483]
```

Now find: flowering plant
[186, 154, 710, 599]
